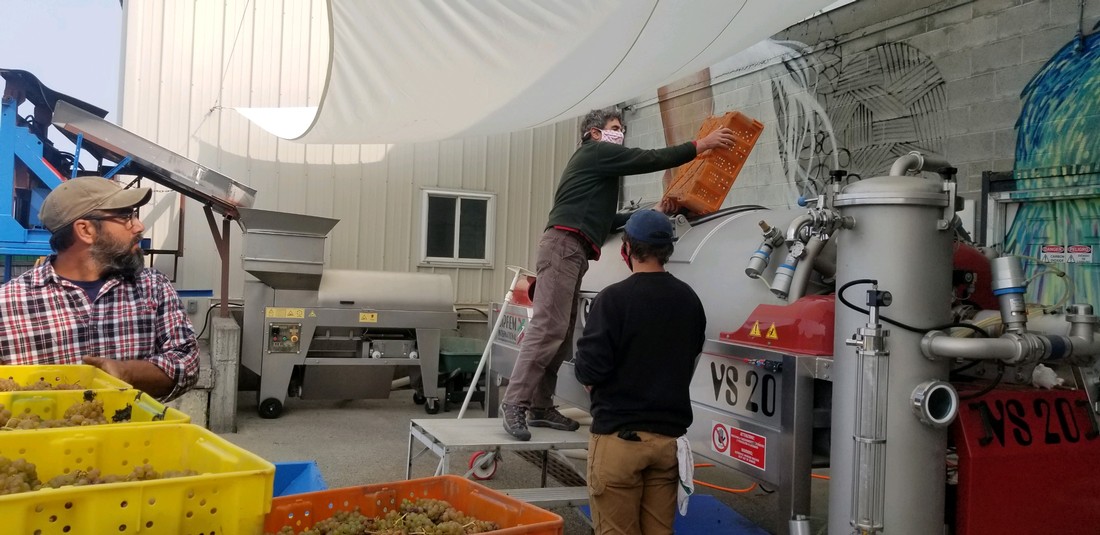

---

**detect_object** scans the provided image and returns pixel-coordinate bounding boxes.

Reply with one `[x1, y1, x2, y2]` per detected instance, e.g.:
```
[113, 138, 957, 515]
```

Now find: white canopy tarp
[237, 0, 834, 144]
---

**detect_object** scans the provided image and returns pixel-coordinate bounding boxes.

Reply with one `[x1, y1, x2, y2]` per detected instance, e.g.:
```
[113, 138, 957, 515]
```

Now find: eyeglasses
[82, 208, 139, 229]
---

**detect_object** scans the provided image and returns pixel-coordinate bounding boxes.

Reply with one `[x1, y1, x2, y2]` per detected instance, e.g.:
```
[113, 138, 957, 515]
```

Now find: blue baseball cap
[624, 210, 674, 244]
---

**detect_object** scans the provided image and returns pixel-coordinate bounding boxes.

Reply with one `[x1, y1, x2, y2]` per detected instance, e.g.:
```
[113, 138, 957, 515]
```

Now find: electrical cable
[196, 301, 243, 340]
[958, 364, 1005, 400]
[691, 464, 759, 494]
[951, 360, 983, 374]
[837, 279, 990, 338]
[694, 480, 758, 494]
[455, 307, 489, 318]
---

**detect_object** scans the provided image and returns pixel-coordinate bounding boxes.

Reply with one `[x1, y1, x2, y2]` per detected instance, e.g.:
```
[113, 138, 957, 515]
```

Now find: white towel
[676, 435, 694, 516]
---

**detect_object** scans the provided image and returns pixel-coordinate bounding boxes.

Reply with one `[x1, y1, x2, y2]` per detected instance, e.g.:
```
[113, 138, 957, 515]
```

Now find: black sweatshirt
[545, 140, 697, 249]
[574, 272, 706, 436]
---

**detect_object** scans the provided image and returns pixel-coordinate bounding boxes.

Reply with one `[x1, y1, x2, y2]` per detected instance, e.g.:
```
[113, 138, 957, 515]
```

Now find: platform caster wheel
[412, 391, 427, 405]
[259, 398, 283, 419]
[425, 398, 441, 414]
[468, 451, 499, 480]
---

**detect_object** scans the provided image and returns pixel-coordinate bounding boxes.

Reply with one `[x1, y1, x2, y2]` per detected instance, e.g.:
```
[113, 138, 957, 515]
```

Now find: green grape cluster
[63, 399, 109, 426]
[0, 457, 41, 495]
[0, 456, 199, 495]
[16, 379, 82, 391]
[0, 399, 115, 429]
[265, 499, 501, 535]
[0, 378, 83, 391]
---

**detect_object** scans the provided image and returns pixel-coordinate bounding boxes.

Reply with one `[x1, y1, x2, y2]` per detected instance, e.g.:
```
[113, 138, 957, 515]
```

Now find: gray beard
[91, 240, 145, 281]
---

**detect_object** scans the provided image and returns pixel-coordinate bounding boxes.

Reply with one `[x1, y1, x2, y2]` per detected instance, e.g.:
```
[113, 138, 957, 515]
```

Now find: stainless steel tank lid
[834, 176, 950, 207]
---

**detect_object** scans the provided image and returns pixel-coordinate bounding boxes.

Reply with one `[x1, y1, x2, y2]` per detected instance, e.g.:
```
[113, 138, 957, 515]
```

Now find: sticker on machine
[711, 422, 729, 454]
[495, 309, 530, 347]
[710, 422, 766, 471]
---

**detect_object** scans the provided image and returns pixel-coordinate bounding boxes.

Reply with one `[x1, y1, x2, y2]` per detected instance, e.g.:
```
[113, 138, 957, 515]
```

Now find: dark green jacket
[545, 140, 696, 249]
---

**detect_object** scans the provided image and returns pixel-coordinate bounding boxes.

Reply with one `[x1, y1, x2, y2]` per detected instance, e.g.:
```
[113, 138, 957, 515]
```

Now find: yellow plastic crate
[0, 364, 132, 390]
[0, 424, 274, 534]
[0, 389, 189, 429]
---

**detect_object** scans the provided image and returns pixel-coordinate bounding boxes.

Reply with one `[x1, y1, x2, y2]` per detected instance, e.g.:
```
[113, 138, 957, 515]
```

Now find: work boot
[528, 406, 580, 431]
[501, 403, 531, 441]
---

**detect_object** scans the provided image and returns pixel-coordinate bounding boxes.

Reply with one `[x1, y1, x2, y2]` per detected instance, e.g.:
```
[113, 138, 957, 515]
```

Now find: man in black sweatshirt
[501, 108, 731, 441]
[575, 209, 706, 535]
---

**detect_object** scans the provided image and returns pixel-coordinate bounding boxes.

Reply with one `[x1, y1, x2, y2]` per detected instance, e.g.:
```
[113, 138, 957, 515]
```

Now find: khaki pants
[503, 228, 589, 409]
[587, 432, 679, 535]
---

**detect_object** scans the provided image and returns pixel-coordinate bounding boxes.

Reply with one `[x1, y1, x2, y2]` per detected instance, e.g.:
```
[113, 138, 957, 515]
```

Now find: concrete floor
[221, 389, 828, 534]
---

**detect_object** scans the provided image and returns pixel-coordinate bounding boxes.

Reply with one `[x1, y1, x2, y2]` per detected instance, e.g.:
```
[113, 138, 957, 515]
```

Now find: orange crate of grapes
[663, 111, 764, 215]
[264, 475, 563, 534]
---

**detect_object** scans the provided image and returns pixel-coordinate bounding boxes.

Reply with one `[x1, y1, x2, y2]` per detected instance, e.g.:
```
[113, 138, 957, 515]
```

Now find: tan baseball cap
[38, 177, 152, 232]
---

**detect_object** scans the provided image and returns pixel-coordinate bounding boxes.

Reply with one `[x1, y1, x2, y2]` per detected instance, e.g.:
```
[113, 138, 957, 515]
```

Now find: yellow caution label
[308, 311, 317, 318]
[766, 323, 779, 340]
[749, 321, 762, 337]
[359, 312, 379, 323]
[266, 307, 305, 319]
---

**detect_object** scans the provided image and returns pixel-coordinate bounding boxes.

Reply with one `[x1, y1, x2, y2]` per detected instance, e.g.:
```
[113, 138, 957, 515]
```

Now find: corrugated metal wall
[120, 0, 578, 306]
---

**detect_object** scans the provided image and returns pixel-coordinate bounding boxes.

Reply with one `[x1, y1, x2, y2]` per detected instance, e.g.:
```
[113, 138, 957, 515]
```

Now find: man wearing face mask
[574, 210, 706, 535]
[501, 107, 731, 441]
[0, 177, 198, 401]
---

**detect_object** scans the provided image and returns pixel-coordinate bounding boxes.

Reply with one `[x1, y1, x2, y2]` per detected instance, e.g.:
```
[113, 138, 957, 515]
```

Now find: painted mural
[644, 14, 1095, 309]
[771, 41, 948, 200]
[1007, 29, 1100, 307]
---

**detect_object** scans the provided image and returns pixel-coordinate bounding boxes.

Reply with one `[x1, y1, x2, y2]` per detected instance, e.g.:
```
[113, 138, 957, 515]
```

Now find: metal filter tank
[829, 175, 955, 534]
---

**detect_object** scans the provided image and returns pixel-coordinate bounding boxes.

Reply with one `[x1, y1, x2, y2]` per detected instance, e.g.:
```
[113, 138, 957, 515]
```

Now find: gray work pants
[503, 228, 590, 409]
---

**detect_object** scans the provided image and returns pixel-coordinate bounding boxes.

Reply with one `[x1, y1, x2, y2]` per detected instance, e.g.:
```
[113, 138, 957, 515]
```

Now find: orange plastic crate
[264, 475, 563, 535]
[663, 111, 764, 215]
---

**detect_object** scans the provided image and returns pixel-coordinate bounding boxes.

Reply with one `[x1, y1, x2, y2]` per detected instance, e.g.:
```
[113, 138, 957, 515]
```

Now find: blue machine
[0, 69, 114, 278]
[0, 69, 254, 316]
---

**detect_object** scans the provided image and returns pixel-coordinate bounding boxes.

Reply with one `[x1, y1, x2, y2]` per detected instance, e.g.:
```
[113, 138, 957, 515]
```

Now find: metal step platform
[406, 417, 589, 481]
[501, 486, 590, 508]
[513, 449, 587, 487]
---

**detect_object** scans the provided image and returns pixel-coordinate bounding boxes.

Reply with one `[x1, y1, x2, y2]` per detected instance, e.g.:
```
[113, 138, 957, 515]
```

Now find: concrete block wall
[165, 340, 213, 428]
[623, 0, 1100, 210]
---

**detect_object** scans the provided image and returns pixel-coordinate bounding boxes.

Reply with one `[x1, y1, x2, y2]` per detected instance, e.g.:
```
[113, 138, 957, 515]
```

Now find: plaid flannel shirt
[0, 258, 198, 401]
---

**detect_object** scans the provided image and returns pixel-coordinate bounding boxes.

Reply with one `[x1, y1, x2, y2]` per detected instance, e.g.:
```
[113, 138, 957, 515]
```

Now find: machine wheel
[259, 398, 283, 419]
[468, 451, 499, 480]
[412, 391, 427, 405]
[425, 398, 441, 414]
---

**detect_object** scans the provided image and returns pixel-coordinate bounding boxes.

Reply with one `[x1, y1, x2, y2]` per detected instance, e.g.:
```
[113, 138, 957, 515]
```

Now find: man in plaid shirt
[0, 177, 198, 401]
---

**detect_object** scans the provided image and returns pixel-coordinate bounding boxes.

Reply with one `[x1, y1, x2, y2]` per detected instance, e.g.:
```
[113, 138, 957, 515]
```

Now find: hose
[838, 279, 991, 337]
[787, 235, 827, 301]
[691, 465, 759, 494]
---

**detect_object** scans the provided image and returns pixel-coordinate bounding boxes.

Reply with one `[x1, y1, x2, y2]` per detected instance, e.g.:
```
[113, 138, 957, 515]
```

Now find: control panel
[268, 322, 302, 353]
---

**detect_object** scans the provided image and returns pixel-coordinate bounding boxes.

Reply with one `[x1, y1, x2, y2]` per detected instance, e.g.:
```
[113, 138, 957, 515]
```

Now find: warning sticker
[266, 307, 305, 319]
[1041, 244, 1094, 263]
[1067, 245, 1093, 263]
[710, 421, 767, 471]
[711, 422, 729, 454]
[765, 323, 779, 340]
[1040, 245, 1066, 263]
[749, 321, 762, 338]
[359, 312, 378, 323]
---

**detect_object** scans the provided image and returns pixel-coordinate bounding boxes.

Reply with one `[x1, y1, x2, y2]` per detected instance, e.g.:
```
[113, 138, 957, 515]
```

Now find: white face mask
[599, 129, 625, 145]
